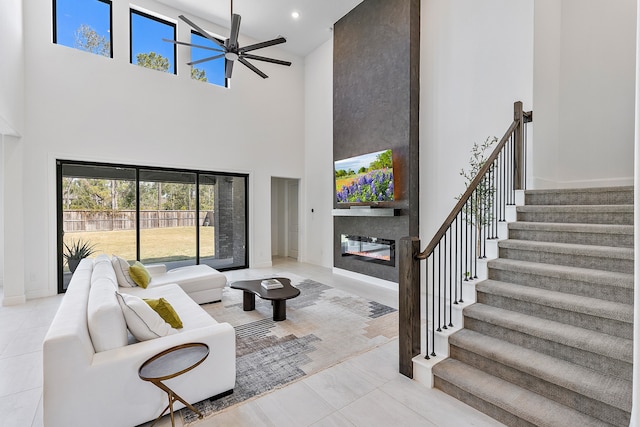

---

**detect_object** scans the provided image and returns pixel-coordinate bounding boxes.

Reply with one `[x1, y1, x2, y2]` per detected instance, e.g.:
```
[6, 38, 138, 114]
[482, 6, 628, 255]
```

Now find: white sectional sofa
[43, 256, 236, 427]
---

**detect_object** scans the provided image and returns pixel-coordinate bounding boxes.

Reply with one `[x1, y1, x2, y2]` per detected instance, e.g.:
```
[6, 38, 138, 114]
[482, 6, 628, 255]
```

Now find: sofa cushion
[149, 264, 227, 295]
[111, 255, 136, 287]
[87, 277, 128, 352]
[91, 254, 118, 289]
[129, 261, 151, 288]
[121, 284, 219, 330]
[144, 298, 183, 329]
[116, 292, 176, 341]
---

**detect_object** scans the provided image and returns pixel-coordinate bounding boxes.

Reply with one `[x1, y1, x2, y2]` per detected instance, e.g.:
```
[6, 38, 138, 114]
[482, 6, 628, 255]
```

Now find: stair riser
[525, 190, 633, 206]
[433, 377, 538, 427]
[463, 317, 632, 381]
[499, 247, 633, 274]
[487, 267, 633, 304]
[517, 210, 633, 225]
[476, 292, 632, 340]
[508, 228, 633, 248]
[450, 346, 631, 426]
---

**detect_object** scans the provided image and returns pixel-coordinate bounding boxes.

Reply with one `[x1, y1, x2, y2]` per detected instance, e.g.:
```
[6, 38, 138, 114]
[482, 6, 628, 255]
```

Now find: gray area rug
[181, 274, 398, 424]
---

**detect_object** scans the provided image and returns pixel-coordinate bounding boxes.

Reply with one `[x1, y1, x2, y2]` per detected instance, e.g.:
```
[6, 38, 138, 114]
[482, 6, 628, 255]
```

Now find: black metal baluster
[454, 216, 459, 305]
[442, 235, 447, 330]
[431, 252, 435, 357]
[464, 199, 469, 282]
[424, 254, 430, 359]
[448, 227, 453, 327]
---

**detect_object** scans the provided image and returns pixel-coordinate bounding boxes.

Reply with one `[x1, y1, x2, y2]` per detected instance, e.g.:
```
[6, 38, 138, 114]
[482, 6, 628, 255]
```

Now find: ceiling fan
[163, 3, 291, 79]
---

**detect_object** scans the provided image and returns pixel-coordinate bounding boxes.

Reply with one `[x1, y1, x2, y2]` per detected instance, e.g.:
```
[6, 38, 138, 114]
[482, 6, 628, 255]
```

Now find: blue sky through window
[191, 32, 226, 87]
[54, 0, 111, 55]
[131, 10, 176, 74]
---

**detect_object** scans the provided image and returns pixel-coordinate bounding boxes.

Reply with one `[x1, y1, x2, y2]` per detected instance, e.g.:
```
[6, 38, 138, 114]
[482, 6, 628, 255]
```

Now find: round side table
[139, 343, 210, 427]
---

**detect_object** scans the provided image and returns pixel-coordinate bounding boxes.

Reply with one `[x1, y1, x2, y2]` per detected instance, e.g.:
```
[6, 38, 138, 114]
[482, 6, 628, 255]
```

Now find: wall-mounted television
[335, 149, 394, 204]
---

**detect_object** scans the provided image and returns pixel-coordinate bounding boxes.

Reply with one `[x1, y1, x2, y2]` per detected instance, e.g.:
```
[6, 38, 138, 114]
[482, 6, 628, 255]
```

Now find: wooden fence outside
[63, 210, 214, 232]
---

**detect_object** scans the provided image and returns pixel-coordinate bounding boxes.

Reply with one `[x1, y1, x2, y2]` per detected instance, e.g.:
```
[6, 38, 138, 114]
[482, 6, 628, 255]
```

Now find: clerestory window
[190, 31, 228, 88]
[130, 9, 176, 74]
[53, 0, 113, 58]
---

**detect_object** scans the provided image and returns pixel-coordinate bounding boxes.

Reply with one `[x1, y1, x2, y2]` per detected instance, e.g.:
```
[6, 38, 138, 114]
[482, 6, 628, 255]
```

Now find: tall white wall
[0, 0, 25, 301]
[12, 0, 304, 299]
[0, 0, 24, 135]
[533, 0, 636, 188]
[420, 0, 534, 240]
[302, 38, 334, 268]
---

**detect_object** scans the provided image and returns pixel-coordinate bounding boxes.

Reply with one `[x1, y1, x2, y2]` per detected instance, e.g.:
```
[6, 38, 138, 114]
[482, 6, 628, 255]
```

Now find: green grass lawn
[64, 226, 215, 263]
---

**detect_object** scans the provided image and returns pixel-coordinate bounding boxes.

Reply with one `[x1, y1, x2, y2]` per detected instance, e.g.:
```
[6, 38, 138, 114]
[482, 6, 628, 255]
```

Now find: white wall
[0, 0, 24, 135]
[420, 0, 534, 240]
[302, 38, 334, 268]
[533, 0, 636, 188]
[0, 0, 25, 301]
[10, 0, 305, 300]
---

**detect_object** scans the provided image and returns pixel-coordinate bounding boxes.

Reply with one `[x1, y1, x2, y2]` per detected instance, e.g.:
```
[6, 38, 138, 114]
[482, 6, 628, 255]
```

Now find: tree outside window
[54, 0, 112, 57]
[130, 10, 176, 74]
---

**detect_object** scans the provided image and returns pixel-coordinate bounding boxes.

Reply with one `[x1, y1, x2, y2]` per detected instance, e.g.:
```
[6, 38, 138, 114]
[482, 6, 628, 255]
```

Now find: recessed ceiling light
[291, 11, 300, 19]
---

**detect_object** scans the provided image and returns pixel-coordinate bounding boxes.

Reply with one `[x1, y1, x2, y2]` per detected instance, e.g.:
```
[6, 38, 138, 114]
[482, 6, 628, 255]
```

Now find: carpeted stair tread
[433, 359, 613, 427]
[499, 239, 633, 261]
[449, 329, 632, 412]
[476, 280, 633, 324]
[487, 258, 633, 291]
[463, 303, 633, 363]
[508, 221, 633, 233]
[524, 186, 633, 206]
[516, 204, 634, 225]
[498, 240, 633, 274]
[507, 222, 633, 247]
[517, 205, 634, 214]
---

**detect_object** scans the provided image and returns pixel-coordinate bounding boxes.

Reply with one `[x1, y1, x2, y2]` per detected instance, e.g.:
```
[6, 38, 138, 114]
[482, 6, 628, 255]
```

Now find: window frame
[129, 8, 177, 74]
[52, 0, 113, 58]
[56, 159, 249, 293]
[190, 30, 229, 88]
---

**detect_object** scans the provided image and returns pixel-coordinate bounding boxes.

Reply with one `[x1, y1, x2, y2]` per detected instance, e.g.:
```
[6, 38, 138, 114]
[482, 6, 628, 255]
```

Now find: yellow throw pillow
[128, 261, 151, 288]
[144, 298, 183, 329]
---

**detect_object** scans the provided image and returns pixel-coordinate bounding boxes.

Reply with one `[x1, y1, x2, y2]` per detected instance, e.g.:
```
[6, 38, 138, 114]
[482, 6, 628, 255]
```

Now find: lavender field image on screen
[335, 149, 394, 203]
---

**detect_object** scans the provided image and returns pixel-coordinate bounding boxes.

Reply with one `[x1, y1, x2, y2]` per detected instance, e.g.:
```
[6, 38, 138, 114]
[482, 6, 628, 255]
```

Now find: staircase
[432, 186, 634, 427]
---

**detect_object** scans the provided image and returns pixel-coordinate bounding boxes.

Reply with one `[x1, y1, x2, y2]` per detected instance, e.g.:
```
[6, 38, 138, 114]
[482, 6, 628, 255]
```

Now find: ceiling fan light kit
[164, 8, 292, 80]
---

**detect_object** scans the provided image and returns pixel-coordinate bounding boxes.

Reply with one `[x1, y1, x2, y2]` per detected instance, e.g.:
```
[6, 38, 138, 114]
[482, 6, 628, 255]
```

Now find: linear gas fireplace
[341, 234, 395, 267]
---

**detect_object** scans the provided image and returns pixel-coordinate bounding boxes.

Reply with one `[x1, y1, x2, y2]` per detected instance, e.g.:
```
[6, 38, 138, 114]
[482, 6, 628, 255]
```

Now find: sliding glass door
[57, 160, 248, 293]
[199, 174, 247, 270]
[138, 170, 197, 266]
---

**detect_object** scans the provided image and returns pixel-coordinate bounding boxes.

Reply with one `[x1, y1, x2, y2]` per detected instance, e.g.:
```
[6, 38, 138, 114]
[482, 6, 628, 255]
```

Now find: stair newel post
[399, 237, 422, 377]
[514, 101, 525, 190]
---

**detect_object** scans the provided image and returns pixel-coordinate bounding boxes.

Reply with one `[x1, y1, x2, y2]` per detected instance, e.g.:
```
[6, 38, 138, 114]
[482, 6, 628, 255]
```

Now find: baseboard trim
[332, 267, 398, 290]
[2, 294, 26, 306]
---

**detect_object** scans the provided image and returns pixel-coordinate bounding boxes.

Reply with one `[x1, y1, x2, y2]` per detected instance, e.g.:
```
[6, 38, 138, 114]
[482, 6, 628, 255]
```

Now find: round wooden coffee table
[230, 277, 300, 321]
[138, 343, 209, 426]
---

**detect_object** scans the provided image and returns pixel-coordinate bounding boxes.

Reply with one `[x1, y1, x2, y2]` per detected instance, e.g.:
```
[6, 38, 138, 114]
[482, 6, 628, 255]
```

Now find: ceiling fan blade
[229, 14, 241, 49]
[240, 37, 287, 53]
[225, 59, 234, 79]
[242, 53, 291, 67]
[187, 54, 225, 66]
[238, 58, 268, 79]
[162, 38, 224, 53]
[178, 15, 225, 49]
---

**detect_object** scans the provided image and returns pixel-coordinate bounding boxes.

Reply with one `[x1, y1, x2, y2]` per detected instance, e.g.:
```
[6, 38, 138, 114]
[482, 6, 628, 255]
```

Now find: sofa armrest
[144, 264, 167, 276]
[47, 323, 235, 427]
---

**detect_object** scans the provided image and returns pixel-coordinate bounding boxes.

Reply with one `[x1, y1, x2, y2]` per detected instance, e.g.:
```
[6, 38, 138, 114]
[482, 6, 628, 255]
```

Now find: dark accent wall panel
[333, 0, 420, 282]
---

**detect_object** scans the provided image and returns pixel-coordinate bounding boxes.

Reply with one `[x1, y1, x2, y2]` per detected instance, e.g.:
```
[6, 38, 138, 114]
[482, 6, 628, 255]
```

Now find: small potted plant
[63, 239, 97, 273]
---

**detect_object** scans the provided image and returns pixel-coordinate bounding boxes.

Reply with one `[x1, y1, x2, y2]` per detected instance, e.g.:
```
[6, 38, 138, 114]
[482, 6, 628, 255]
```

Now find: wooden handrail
[417, 102, 528, 260]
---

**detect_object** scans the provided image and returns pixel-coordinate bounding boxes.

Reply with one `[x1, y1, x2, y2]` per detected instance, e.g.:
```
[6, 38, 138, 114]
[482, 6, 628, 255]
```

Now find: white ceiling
[154, 0, 364, 57]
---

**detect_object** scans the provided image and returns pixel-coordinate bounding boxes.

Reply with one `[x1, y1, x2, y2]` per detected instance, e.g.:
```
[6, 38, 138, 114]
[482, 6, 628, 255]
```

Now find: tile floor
[0, 258, 504, 427]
